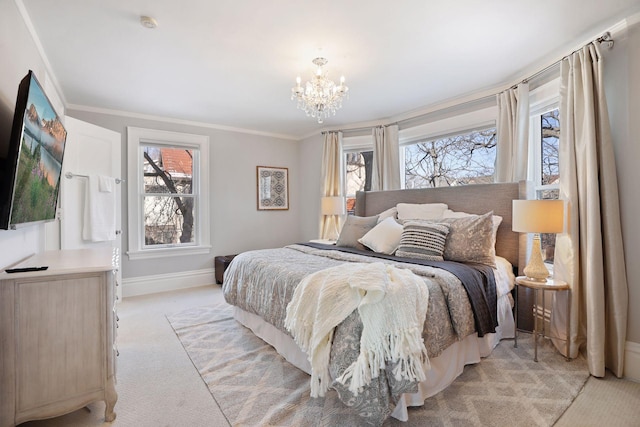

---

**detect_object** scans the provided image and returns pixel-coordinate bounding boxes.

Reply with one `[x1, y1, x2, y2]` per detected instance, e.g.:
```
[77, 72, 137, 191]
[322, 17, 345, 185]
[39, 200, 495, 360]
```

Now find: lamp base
[523, 234, 549, 282]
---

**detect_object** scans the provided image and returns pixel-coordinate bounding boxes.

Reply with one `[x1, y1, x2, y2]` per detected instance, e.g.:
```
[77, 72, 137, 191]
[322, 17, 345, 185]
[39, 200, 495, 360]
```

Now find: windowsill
[126, 245, 212, 260]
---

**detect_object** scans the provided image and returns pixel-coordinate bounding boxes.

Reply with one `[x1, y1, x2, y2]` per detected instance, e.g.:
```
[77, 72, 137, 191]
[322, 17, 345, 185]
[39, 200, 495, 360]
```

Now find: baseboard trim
[625, 340, 640, 382]
[122, 268, 216, 298]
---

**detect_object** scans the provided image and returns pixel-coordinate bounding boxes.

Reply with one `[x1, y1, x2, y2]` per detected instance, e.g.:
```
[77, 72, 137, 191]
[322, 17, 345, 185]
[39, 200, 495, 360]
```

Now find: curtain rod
[322, 124, 389, 135]
[519, 31, 613, 85]
[323, 92, 495, 135]
[323, 32, 614, 136]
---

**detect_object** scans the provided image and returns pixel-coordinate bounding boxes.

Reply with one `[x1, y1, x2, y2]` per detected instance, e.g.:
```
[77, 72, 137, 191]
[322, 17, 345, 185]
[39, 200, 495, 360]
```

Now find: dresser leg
[104, 377, 117, 422]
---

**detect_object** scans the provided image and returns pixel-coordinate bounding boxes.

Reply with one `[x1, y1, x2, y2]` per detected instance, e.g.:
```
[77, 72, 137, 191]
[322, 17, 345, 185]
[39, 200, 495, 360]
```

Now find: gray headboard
[354, 181, 529, 269]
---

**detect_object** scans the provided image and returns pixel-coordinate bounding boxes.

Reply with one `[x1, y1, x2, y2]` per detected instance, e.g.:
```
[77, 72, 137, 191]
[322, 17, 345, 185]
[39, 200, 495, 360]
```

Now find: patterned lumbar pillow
[396, 221, 450, 261]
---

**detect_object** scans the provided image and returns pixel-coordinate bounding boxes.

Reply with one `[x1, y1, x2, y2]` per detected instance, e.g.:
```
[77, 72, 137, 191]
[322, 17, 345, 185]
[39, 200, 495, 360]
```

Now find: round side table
[514, 276, 571, 362]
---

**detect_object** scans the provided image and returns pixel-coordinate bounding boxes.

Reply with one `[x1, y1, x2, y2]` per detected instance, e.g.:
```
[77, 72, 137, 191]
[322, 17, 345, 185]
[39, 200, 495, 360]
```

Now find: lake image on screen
[9, 77, 66, 226]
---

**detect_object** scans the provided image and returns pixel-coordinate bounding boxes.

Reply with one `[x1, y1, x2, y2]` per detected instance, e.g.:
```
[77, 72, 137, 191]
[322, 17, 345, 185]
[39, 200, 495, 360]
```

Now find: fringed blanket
[284, 262, 429, 397]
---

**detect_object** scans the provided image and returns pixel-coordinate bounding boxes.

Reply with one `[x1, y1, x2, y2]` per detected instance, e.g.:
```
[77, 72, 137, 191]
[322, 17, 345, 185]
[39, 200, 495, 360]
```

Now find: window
[531, 107, 560, 263]
[127, 127, 210, 260]
[344, 150, 372, 214]
[403, 126, 497, 188]
[142, 145, 195, 246]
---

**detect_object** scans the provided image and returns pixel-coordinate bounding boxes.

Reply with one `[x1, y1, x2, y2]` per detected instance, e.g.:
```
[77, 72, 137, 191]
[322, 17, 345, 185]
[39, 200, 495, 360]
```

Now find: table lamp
[321, 196, 346, 240]
[512, 199, 565, 281]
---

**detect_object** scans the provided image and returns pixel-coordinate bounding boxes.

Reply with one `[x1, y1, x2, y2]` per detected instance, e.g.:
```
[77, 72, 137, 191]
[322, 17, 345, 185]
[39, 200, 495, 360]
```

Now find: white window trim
[527, 78, 560, 194]
[398, 106, 497, 146]
[527, 79, 561, 272]
[126, 127, 210, 260]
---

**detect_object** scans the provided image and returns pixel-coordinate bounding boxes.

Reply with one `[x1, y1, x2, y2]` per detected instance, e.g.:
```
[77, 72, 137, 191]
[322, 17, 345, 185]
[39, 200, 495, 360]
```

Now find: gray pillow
[336, 215, 379, 251]
[440, 211, 496, 267]
[396, 221, 450, 261]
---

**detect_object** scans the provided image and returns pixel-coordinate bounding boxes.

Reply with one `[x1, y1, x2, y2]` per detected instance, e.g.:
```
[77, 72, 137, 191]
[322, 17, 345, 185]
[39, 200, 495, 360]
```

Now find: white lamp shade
[321, 196, 346, 216]
[512, 200, 565, 233]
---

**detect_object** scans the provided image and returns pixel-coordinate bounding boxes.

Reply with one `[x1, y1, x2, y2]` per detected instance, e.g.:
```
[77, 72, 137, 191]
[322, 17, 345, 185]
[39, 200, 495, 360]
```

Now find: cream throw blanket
[284, 262, 430, 397]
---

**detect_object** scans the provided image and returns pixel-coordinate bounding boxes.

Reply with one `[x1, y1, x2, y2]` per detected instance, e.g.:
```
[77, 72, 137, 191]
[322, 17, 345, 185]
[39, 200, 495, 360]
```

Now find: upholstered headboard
[354, 181, 529, 269]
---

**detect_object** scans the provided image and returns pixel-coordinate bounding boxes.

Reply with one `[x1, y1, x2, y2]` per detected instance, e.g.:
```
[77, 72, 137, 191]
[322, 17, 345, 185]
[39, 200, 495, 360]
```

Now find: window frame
[342, 134, 374, 210]
[399, 106, 497, 188]
[126, 127, 210, 260]
[527, 79, 561, 198]
[527, 79, 561, 267]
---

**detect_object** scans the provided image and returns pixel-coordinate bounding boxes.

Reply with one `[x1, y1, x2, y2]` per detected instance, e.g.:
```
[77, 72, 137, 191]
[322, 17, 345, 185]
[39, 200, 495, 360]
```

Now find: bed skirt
[232, 292, 515, 422]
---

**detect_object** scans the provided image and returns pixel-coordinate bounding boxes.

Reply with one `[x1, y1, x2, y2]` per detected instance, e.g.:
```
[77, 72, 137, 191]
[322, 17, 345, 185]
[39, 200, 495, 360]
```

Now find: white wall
[298, 133, 324, 241]
[0, 0, 59, 267]
[67, 109, 302, 280]
[609, 20, 640, 372]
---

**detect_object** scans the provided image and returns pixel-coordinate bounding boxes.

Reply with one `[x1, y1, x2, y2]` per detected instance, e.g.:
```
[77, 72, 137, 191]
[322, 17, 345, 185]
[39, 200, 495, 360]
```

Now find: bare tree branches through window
[142, 146, 195, 246]
[404, 127, 497, 188]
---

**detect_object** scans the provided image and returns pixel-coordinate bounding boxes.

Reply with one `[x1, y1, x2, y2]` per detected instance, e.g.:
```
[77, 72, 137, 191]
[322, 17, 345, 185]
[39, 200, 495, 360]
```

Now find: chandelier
[291, 57, 348, 124]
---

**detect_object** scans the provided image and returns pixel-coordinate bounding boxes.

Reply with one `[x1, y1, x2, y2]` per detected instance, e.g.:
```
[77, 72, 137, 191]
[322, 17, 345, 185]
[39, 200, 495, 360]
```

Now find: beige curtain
[371, 124, 400, 190]
[495, 83, 530, 182]
[552, 43, 628, 377]
[319, 131, 344, 240]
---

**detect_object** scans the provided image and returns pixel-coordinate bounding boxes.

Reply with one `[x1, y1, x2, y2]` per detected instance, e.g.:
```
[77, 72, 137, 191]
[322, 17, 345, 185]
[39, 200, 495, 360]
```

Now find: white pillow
[397, 203, 448, 221]
[358, 216, 404, 254]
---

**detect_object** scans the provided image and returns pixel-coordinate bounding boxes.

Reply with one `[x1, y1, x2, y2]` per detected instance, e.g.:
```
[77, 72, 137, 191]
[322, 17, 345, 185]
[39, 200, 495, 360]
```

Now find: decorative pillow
[397, 203, 448, 221]
[358, 216, 404, 254]
[443, 209, 503, 238]
[395, 221, 450, 261]
[439, 211, 497, 267]
[376, 206, 398, 223]
[336, 215, 379, 251]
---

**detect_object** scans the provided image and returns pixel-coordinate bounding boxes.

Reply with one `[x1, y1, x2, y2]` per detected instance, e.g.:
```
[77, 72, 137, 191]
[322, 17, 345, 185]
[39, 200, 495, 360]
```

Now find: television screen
[0, 70, 67, 230]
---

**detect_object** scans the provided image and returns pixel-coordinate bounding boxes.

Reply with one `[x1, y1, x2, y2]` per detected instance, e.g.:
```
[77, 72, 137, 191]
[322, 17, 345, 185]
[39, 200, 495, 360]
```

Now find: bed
[223, 181, 527, 425]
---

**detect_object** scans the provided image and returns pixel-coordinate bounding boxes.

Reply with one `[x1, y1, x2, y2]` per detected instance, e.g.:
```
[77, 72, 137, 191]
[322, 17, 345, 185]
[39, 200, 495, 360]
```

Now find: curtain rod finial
[598, 32, 614, 49]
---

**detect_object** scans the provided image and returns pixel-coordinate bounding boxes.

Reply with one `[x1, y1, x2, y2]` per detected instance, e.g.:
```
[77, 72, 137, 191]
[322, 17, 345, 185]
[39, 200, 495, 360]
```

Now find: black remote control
[5, 266, 49, 273]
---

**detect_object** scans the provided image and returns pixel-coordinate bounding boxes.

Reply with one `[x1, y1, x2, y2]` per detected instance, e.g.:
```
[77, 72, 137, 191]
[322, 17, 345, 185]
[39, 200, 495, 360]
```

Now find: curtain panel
[552, 43, 628, 377]
[495, 83, 530, 182]
[371, 124, 401, 191]
[319, 131, 344, 240]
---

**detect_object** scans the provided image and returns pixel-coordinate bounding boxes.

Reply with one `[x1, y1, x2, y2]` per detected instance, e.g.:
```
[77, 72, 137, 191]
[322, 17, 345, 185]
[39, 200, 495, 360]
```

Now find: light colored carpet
[20, 286, 229, 427]
[19, 285, 640, 426]
[555, 370, 640, 427]
[167, 302, 591, 427]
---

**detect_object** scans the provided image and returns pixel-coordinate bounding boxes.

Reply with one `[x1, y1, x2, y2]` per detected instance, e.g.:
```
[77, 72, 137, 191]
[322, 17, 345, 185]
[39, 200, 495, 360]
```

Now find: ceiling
[21, 0, 640, 139]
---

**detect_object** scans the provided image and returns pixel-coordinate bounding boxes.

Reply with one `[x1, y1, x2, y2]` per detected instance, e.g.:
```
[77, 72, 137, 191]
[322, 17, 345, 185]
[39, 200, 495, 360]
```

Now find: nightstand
[214, 254, 238, 285]
[514, 276, 571, 362]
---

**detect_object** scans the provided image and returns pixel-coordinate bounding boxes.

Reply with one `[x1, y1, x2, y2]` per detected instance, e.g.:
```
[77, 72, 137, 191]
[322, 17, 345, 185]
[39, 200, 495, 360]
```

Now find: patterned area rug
[167, 303, 589, 427]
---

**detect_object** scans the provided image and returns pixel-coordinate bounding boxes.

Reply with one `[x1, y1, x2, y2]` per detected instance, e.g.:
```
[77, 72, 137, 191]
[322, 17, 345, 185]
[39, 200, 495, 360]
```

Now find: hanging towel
[98, 175, 114, 193]
[83, 174, 117, 242]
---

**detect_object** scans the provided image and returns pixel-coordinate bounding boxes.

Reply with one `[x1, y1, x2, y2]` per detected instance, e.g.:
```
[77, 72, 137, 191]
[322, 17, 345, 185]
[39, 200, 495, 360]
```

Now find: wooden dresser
[0, 248, 118, 426]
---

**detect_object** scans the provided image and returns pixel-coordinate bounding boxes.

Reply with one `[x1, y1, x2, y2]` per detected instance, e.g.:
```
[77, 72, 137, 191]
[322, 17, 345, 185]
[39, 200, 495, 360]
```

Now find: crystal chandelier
[291, 57, 348, 124]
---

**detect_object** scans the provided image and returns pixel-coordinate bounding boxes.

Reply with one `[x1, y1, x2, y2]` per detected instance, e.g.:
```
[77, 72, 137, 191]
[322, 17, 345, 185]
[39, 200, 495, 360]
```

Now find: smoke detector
[140, 16, 158, 29]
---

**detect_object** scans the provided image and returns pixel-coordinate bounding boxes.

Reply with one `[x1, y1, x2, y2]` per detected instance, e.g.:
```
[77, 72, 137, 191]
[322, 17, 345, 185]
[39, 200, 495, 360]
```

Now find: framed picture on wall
[257, 166, 289, 210]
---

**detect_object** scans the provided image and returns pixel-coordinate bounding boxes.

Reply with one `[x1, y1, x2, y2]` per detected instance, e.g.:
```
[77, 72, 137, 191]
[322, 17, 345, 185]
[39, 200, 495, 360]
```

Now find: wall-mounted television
[0, 70, 67, 230]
